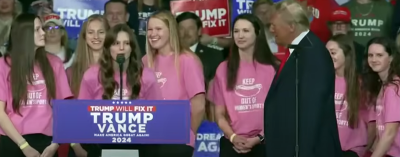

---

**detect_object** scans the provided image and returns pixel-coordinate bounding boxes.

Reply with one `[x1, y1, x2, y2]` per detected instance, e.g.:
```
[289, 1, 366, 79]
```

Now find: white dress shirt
[190, 42, 199, 52]
[289, 30, 310, 54]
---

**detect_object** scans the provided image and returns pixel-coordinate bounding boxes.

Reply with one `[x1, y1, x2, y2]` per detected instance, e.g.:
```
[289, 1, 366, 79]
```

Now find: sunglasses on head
[43, 25, 63, 31]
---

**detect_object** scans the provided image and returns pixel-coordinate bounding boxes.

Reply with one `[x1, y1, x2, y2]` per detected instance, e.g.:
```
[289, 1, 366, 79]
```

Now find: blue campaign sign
[52, 100, 191, 144]
[194, 121, 223, 157]
[53, 0, 106, 39]
[231, 0, 254, 24]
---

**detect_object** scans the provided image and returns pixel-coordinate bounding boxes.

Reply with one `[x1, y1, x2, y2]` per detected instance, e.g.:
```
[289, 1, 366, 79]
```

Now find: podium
[52, 100, 191, 157]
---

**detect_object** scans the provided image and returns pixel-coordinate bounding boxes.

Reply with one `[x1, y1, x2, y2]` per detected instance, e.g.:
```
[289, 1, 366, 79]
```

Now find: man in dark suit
[176, 12, 224, 84]
[264, 1, 341, 157]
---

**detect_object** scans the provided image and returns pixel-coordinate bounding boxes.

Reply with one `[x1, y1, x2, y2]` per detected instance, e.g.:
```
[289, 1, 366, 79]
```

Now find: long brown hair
[227, 14, 279, 90]
[5, 13, 56, 115]
[69, 14, 110, 96]
[362, 37, 400, 108]
[137, 0, 162, 12]
[329, 34, 360, 128]
[100, 24, 142, 99]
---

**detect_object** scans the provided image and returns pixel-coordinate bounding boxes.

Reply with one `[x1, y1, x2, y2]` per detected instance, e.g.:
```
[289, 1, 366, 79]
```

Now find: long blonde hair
[69, 14, 110, 96]
[145, 10, 188, 69]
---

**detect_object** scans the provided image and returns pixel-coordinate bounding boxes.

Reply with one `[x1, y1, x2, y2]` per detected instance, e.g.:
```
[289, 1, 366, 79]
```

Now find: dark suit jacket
[264, 32, 342, 157]
[194, 43, 224, 84]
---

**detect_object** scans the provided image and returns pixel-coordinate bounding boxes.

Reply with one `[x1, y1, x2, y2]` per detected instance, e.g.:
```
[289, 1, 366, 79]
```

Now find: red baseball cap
[329, 7, 351, 23]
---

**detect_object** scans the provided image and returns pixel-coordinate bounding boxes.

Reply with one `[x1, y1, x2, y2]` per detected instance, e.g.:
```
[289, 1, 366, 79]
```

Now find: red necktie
[277, 49, 290, 76]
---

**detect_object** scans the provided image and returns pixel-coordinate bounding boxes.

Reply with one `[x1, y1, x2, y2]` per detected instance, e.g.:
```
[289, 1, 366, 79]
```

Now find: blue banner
[53, 0, 106, 39]
[194, 121, 223, 157]
[231, 0, 254, 24]
[53, 100, 190, 144]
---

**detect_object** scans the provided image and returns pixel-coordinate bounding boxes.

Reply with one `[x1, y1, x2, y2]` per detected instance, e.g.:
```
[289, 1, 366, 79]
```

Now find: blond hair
[69, 14, 110, 96]
[273, 0, 310, 32]
[145, 10, 189, 69]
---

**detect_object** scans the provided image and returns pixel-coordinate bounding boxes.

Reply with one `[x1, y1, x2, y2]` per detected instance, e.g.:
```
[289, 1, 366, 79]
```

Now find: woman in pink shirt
[66, 15, 110, 156]
[209, 14, 279, 157]
[67, 14, 110, 97]
[142, 10, 206, 157]
[77, 24, 161, 157]
[0, 13, 72, 157]
[326, 34, 375, 157]
[362, 37, 400, 157]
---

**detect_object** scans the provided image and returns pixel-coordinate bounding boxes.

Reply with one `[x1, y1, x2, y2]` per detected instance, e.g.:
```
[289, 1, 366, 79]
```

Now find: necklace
[356, 3, 374, 16]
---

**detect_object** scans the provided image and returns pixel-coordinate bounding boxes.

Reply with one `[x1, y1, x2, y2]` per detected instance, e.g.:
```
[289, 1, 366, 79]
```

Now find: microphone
[288, 44, 300, 157]
[116, 54, 125, 100]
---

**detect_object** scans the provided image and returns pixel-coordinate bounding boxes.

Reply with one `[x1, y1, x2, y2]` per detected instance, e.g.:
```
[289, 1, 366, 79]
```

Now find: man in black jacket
[176, 12, 224, 84]
[264, 1, 341, 157]
[328, 7, 365, 73]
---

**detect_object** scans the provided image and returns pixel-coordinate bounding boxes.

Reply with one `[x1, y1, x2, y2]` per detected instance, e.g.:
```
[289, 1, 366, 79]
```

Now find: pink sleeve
[65, 67, 72, 81]
[77, 72, 94, 99]
[141, 55, 148, 67]
[55, 61, 73, 99]
[383, 87, 400, 123]
[367, 106, 376, 122]
[182, 55, 205, 98]
[208, 73, 225, 106]
[141, 68, 162, 100]
[0, 63, 7, 102]
[360, 106, 376, 122]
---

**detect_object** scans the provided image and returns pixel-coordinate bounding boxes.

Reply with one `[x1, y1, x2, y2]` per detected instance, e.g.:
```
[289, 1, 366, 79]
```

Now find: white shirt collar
[190, 42, 199, 52]
[289, 30, 309, 54]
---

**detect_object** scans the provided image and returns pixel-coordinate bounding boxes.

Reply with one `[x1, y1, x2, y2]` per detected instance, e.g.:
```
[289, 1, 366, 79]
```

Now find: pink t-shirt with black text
[78, 64, 161, 100]
[142, 53, 205, 147]
[0, 54, 73, 136]
[335, 76, 373, 156]
[375, 83, 400, 157]
[208, 61, 275, 138]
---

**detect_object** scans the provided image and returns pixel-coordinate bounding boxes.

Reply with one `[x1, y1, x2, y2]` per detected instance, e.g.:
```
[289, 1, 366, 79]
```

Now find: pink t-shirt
[78, 64, 161, 100]
[142, 53, 205, 147]
[335, 76, 372, 156]
[0, 54, 73, 136]
[375, 84, 400, 157]
[208, 61, 275, 138]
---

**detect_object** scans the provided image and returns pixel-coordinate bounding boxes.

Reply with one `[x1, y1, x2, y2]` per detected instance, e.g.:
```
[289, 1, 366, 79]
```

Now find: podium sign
[52, 100, 191, 144]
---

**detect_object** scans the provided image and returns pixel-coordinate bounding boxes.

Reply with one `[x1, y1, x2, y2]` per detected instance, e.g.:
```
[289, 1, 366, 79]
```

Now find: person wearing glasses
[42, 13, 75, 69]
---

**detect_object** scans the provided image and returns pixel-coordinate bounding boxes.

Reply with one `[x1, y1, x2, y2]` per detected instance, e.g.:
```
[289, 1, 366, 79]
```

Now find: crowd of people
[0, 0, 400, 157]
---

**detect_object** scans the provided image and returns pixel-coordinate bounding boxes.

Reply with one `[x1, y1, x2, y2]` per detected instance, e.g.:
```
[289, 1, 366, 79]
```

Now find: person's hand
[22, 145, 41, 157]
[231, 135, 251, 153]
[232, 146, 251, 153]
[72, 144, 88, 157]
[243, 137, 260, 149]
[40, 143, 59, 157]
[200, 34, 214, 45]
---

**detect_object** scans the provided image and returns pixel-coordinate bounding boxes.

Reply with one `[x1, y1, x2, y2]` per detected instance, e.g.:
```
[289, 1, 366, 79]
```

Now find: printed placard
[231, 0, 254, 25]
[194, 121, 223, 157]
[52, 100, 190, 144]
[170, 0, 231, 37]
[53, 0, 106, 39]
